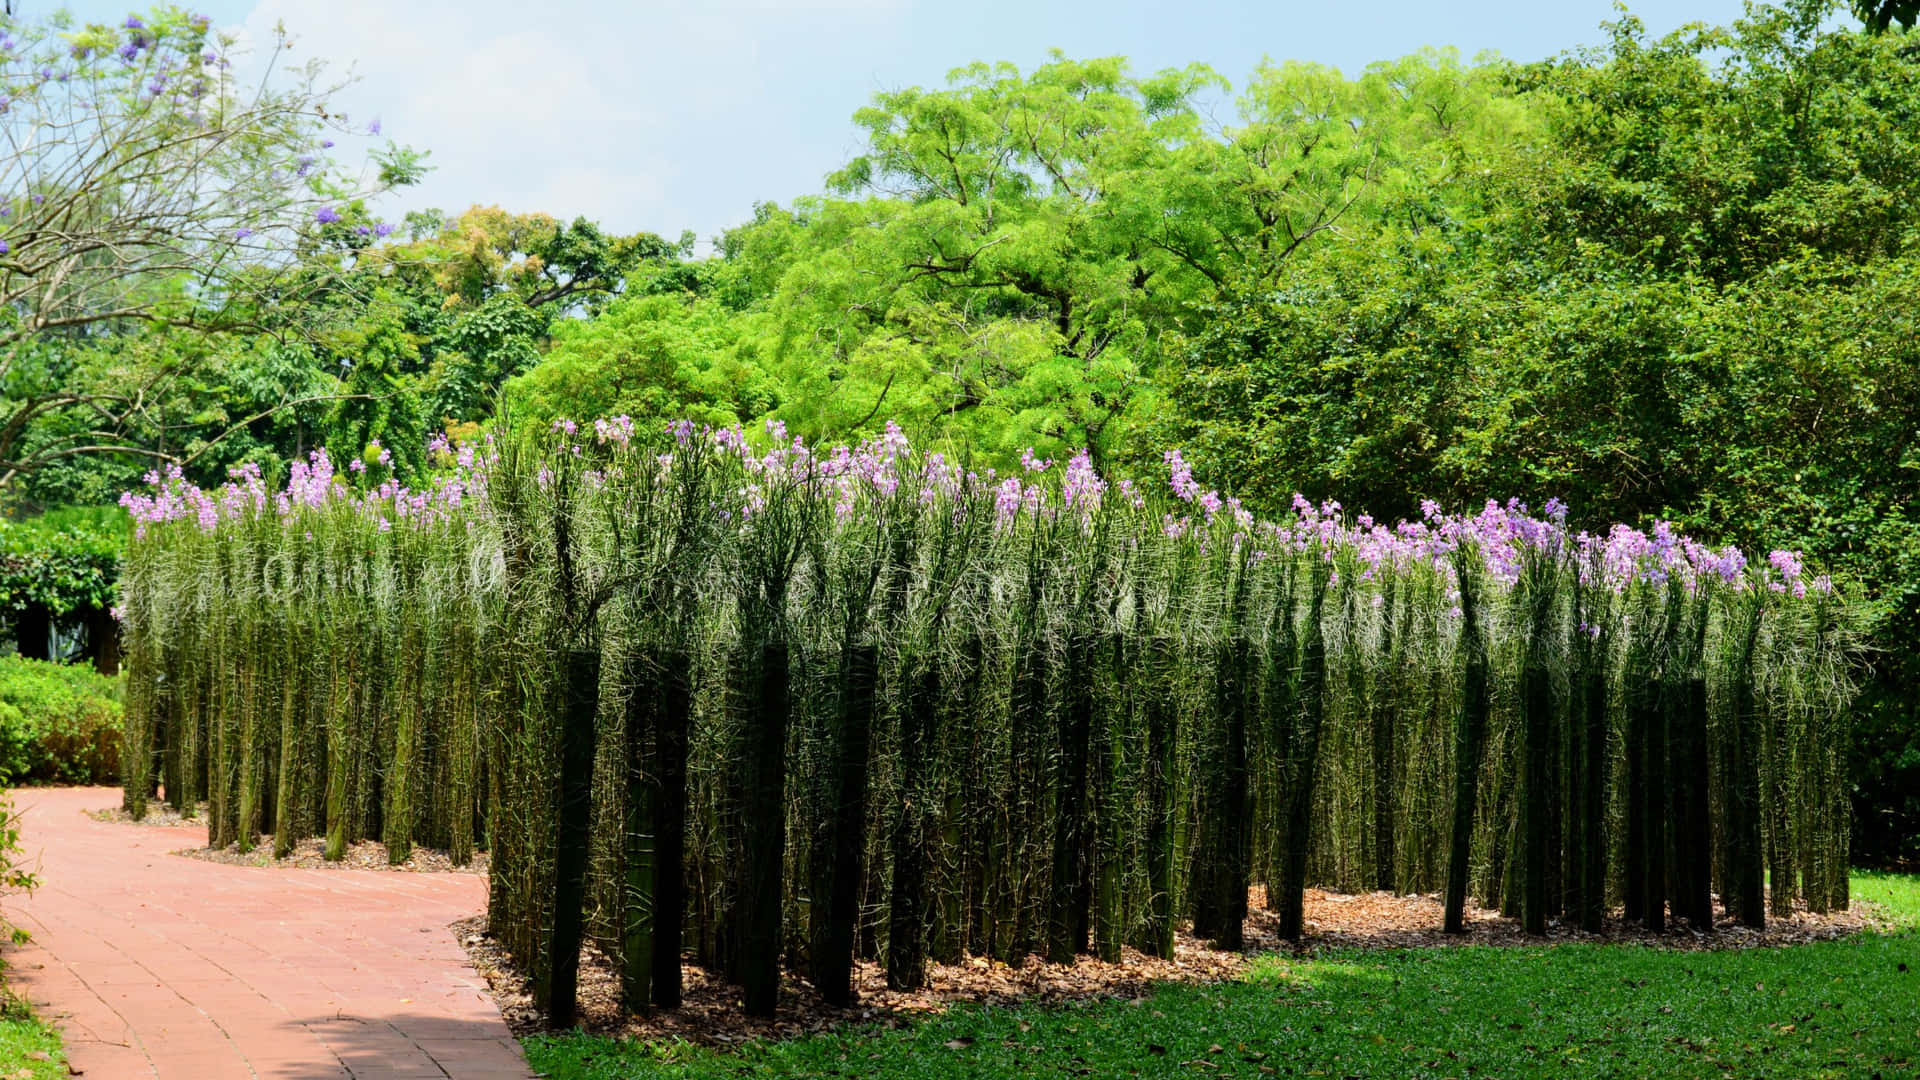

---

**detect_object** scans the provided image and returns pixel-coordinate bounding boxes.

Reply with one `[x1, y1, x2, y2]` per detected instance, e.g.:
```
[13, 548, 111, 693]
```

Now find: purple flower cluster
[121, 439, 498, 540]
[120, 422, 1835, 611]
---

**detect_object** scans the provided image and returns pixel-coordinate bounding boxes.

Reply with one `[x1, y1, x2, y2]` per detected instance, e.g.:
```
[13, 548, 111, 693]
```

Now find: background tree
[0, 6, 425, 492]
[1854, 0, 1920, 29]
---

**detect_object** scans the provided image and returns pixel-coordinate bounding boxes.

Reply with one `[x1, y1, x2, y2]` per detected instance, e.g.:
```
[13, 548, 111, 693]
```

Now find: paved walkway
[2, 787, 530, 1079]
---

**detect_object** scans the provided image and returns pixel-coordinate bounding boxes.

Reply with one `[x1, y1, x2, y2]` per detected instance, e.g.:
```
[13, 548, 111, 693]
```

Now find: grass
[523, 872, 1920, 1079]
[0, 984, 64, 1080]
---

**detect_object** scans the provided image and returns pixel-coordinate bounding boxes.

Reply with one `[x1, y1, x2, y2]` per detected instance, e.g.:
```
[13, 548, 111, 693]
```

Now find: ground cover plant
[0, 780, 62, 1078]
[115, 419, 1863, 1026]
[521, 871, 1920, 1080]
[0, 658, 123, 786]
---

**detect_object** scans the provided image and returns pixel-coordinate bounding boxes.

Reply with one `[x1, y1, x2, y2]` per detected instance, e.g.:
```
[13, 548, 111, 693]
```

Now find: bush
[0, 657, 122, 785]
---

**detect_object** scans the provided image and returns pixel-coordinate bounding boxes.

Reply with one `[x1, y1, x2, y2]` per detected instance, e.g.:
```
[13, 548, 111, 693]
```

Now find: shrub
[0, 657, 123, 785]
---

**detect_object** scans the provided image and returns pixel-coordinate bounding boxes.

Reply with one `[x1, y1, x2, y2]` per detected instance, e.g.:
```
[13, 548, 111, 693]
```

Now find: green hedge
[0, 657, 122, 785]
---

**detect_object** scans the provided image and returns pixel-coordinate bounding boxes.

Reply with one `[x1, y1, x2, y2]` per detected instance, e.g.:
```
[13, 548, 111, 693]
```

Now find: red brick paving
[2, 787, 531, 1079]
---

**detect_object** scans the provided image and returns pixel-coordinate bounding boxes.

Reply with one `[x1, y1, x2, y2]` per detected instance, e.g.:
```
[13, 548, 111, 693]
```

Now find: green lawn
[525, 873, 1920, 1079]
[0, 984, 64, 1080]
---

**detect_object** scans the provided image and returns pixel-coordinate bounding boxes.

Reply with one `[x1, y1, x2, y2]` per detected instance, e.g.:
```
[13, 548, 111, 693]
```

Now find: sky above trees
[49, 0, 1748, 245]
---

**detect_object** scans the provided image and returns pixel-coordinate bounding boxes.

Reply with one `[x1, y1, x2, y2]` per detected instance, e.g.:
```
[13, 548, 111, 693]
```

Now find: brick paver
[2, 787, 531, 1079]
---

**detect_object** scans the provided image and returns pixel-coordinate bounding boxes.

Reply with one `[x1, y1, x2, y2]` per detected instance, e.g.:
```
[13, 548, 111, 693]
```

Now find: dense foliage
[0, 510, 123, 665]
[7, 2, 1916, 861]
[116, 423, 1859, 1021]
[0, 657, 122, 786]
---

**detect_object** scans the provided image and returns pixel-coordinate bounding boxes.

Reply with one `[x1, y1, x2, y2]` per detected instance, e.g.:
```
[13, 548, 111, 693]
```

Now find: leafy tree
[505, 293, 779, 427]
[711, 50, 1506, 468]
[0, 6, 425, 491]
[1161, 1, 1920, 862]
[1854, 0, 1920, 29]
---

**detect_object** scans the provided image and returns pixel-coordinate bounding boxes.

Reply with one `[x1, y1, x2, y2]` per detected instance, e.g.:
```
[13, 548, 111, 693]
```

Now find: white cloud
[231, 0, 909, 242]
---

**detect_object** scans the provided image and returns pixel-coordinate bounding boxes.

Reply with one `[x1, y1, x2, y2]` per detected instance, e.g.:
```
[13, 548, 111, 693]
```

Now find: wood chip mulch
[87, 805, 487, 873]
[86, 804, 205, 828]
[176, 835, 488, 874]
[455, 884, 1881, 1048]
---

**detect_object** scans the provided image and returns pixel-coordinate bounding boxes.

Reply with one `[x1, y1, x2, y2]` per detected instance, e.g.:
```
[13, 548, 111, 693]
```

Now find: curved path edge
[1, 787, 530, 1080]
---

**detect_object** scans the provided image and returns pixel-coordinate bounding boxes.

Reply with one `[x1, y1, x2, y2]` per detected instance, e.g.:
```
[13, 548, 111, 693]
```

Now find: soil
[88, 805, 487, 873]
[179, 835, 489, 874]
[86, 803, 204, 828]
[457, 884, 1881, 1047]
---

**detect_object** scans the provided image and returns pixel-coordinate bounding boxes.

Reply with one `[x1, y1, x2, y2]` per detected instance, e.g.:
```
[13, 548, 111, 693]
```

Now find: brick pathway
[2, 787, 531, 1079]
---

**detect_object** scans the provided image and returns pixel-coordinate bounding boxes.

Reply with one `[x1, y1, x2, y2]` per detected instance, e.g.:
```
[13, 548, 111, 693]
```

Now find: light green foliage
[0, 513, 121, 620]
[686, 50, 1513, 468]
[506, 295, 777, 428]
[1158, 3, 1920, 860]
[525, 871, 1920, 1080]
[0, 657, 123, 786]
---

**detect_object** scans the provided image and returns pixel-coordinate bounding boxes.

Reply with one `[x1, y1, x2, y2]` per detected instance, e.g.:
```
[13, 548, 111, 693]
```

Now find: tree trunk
[1046, 635, 1094, 963]
[620, 651, 658, 1014]
[1578, 667, 1608, 933]
[84, 606, 120, 675]
[541, 647, 600, 1028]
[1522, 658, 1553, 936]
[889, 662, 938, 988]
[1278, 574, 1329, 943]
[1444, 575, 1488, 935]
[12, 603, 50, 662]
[739, 641, 790, 1017]
[1636, 681, 1667, 932]
[1139, 636, 1179, 960]
[814, 643, 876, 1006]
[650, 651, 693, 1009]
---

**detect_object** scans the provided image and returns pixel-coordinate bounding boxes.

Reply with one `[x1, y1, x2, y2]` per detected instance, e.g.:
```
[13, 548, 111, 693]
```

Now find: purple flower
[1062, 449, 1105, 510]
[355, 224, 371, 236]
[118, 41, 141, 63]
[125, 15, 146, 29]
[322, 139, 335, 149]
[373, 221, 396, 238]
[233, 227, 253, 240]
[315, 205, 341, 225]
[1164, 449, 1200, 501]
[0, 241, 10, 255]
[366, 118, 381, 135]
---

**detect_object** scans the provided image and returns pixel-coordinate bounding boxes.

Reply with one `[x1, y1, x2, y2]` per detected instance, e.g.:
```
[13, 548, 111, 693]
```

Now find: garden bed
[459, 885, 1877, 1046]
[88, 806, 486, 873]
[178, 837, 488, 874]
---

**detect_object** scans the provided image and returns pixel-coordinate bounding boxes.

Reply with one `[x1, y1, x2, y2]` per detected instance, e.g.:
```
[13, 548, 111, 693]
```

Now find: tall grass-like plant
[115, 421, 1866, 1021]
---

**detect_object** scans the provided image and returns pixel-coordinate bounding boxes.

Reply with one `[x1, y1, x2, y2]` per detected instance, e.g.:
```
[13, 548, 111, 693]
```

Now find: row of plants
[115, 421, 1863, 1019]
[0, 657, 123, 786]
[0, 511, 123, 669]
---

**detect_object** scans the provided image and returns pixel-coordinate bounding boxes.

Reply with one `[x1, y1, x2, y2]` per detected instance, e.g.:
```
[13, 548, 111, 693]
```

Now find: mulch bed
[457, 884, 1881, 1047]
[88, 805, 487, 873]
[178, 836, 488, 874]
[86, 804, 205, 828]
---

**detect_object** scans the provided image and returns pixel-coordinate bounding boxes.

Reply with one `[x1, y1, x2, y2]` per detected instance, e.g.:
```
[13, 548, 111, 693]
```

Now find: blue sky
[51, 1, 1753, 243]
